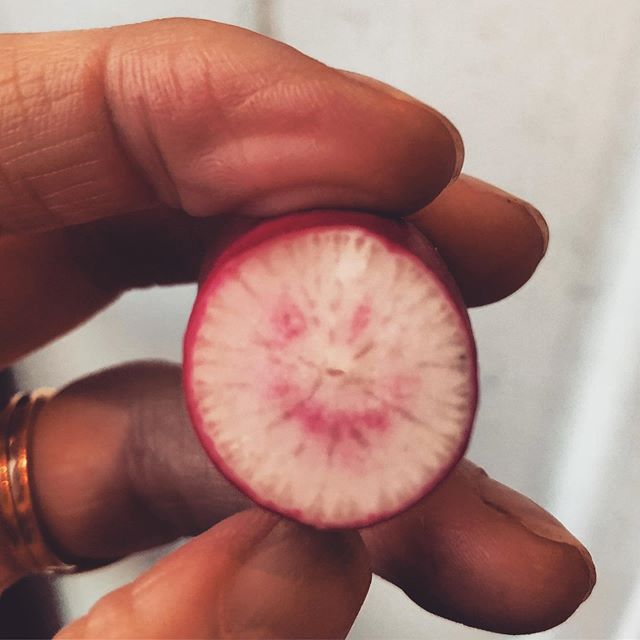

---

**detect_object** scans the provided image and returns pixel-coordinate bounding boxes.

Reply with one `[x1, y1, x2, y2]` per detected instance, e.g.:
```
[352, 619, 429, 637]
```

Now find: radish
[183, 211, 478, 529]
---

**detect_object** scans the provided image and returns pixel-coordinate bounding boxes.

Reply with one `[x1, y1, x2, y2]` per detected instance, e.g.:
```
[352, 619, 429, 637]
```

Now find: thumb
[1, 18, 461, 234]
[56, 509, 371, 639]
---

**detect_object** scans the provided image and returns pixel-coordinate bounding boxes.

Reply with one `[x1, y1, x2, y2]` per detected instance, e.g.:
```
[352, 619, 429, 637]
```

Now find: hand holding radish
[0, 18, 593, 638]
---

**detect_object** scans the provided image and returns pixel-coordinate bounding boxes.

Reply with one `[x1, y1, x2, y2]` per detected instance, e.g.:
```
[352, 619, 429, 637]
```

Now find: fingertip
[338, 69, 464, 205]
[410, 175, 549, 306]
[221, 515, 371, 639]
[472, 469, 595, 631]
[410, 524, 594, 635]
[361, 460, 594, 635]
[423, 107, 464, 186]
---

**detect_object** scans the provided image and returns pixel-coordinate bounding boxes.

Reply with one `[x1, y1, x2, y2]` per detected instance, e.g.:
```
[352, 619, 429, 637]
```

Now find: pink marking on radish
[384, 373, 422, 401]
[349, 302, 371, 342]
[289, 402, 387, 472]
[268, 379, 295, 400]
[271, 299, 307, 343]
[292, 402, 390, 437]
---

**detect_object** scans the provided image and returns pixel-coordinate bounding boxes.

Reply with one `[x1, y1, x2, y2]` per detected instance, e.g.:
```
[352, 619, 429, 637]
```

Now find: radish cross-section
[184, 211, 478, 529]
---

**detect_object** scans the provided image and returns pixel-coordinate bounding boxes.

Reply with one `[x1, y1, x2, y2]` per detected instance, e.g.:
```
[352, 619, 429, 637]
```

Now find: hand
[0, 18, 593, 638]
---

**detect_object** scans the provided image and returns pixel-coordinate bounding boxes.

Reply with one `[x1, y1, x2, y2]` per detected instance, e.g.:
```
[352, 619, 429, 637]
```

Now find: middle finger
[31, 361, 593, 634]
[1, 175, 547, 367]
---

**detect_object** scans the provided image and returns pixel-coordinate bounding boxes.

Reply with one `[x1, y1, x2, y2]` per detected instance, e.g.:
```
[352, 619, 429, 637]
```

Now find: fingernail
[339, 69, 464, 185]
[523, 200, 550, 256]
[477, 472, 596, 596]
[462, 175, 549, 257]
[437, 110, 464, 182]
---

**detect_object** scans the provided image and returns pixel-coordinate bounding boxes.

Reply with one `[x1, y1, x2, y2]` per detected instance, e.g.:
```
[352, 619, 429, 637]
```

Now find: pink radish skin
[184, 211, 478, 529]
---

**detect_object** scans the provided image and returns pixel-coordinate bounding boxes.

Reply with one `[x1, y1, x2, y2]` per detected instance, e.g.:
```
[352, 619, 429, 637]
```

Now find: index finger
[32, 362, 594, 635]
[0, 18, 461, 234]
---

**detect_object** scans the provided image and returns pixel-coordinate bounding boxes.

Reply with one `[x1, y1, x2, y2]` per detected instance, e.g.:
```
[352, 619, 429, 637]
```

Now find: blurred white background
[3, 0, 640, 637]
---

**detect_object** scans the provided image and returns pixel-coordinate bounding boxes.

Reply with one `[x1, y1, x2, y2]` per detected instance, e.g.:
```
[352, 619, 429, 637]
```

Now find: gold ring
[1, 389, 77, 592]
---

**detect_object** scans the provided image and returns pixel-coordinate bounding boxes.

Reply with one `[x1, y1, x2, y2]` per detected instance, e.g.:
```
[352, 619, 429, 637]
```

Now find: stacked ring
[0, 390, 77, 593]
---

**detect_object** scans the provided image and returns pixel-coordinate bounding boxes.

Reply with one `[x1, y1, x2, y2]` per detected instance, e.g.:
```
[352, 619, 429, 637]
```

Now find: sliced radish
[183, 211, 478, 529]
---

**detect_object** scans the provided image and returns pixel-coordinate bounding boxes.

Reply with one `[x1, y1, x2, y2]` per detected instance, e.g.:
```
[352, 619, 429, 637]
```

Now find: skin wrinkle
[189, 62, 314, 206]
[44, 177, 102, 200]
[108, 20, 457, 217]
[117, 384, 177, 550]
[28, 170, 113, 210]
[18, 172, 62, 225]
[0, 34, 153, 232]
[118, 35, 185, 205]
[104, 29, 198, 209]
[0, 50, 51, 234]
[139, 117, 180, 208]
[9, 52, 29, 131]
[105, 28, 268, 210]
[100, 43, 161, 211]
[2, 131, 96, 163]
[26, 157, 102, 181]
[228, 73, 341, 119]
[4, 52, 59, 224]
[123, 366, 240, 537]
[125, 398, 197, 537]
[0, 165, 13, 233]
